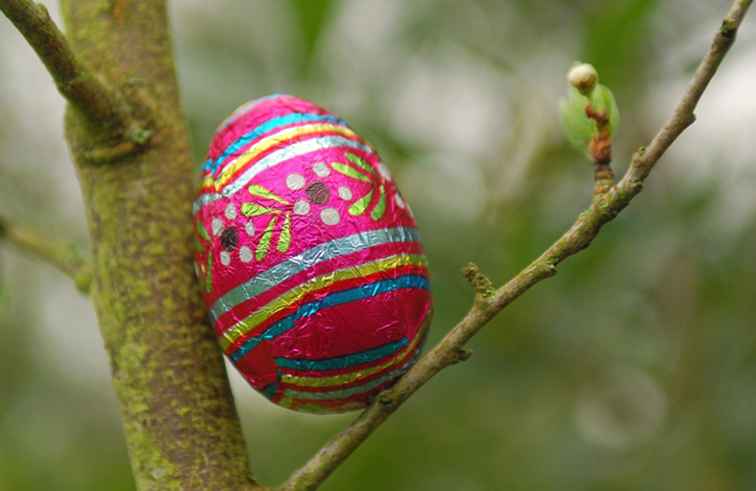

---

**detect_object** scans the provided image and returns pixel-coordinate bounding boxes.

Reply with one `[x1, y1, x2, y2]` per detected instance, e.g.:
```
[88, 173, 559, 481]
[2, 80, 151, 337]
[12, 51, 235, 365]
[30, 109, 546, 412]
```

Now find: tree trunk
[59, 1, 255, 489]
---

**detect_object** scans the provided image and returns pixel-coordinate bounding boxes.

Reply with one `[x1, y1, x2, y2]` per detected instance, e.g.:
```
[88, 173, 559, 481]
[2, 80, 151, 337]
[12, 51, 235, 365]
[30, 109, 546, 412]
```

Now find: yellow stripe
[281, 325, 426, 388]
[294, 400, 365, 413]
[204, 123, 359, 190]
[220, 253, 427, 350]
[278, 395, 294, 409]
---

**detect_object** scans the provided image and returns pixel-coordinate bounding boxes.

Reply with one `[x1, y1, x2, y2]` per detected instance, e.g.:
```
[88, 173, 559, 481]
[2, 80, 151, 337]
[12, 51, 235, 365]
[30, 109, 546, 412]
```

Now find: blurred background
[2, 1, 756, 490]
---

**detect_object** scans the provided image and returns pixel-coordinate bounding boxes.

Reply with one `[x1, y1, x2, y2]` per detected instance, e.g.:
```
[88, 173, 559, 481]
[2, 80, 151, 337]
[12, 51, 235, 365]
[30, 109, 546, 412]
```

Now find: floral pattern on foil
[331, 152, 391, 221]
[196, 151, 404, 290]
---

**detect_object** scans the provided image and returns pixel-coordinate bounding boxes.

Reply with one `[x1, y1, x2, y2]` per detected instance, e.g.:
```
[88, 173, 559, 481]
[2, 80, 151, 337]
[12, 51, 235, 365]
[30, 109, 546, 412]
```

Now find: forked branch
[0, 0, 150, 158]
[279, 1, 753, 489]
[0, 216, 92, 293]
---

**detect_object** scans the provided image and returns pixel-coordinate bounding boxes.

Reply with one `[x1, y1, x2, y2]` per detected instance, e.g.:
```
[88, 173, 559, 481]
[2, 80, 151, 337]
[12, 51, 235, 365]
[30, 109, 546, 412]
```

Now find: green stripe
[209, 226, 421, 322]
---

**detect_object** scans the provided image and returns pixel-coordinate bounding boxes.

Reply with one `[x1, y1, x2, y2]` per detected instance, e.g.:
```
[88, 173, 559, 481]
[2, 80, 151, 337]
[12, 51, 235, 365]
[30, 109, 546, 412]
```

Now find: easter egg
[193, 94, 432, 413]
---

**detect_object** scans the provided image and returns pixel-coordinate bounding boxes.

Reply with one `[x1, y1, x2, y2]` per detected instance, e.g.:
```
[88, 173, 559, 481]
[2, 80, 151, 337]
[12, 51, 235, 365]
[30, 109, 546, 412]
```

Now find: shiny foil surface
[193, 95, 432, 413]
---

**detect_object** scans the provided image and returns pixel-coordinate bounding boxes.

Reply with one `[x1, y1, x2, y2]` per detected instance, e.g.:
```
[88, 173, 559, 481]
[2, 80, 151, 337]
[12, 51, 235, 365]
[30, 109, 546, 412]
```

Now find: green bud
[567, 63, 598, 96]
[589, 83, 620, 136]
[560, 65, 619, 155]
[560, 86, 595, 152]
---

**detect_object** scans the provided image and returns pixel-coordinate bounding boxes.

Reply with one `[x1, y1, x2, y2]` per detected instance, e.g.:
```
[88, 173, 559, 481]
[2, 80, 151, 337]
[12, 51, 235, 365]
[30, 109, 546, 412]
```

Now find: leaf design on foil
[194, 220, 213, 290]
[193, 236, 204, 253]
[242, 202, 279, 217]
[334, 152, 390, 221]
[331, 162, 371, 182]
[196, 220, 211, 241]
[346, 153, 376, 175]
[256, 215, 278, 261]
[205, 254, 213, 292]
[348, 189, 374, 216]
[370, 184, 386, 221]
[248, 184, 289, 205]
[242, 184, 295, 261]
[277, 213, 292, 253]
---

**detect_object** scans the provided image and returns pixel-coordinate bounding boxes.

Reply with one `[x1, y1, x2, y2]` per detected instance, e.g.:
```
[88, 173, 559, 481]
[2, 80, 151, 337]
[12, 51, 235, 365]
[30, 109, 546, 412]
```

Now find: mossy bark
[59, 2, 257, 489]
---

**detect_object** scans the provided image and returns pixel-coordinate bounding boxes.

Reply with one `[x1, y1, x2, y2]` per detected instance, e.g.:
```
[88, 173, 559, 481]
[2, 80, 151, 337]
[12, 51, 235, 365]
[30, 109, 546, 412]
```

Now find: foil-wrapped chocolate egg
[193, 94, 432, 413]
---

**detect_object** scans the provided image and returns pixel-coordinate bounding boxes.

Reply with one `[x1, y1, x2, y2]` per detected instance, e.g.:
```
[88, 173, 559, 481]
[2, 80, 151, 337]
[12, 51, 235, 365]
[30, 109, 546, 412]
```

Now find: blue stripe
[229, 274, 429, 362]
[202, 94, 286, 172]
[261, 382, 279, 400]
[276, 338, 409, 372]
[282, 347, 423, 401]
[211, 226, 421, 323]
[203, 112, 347, 174]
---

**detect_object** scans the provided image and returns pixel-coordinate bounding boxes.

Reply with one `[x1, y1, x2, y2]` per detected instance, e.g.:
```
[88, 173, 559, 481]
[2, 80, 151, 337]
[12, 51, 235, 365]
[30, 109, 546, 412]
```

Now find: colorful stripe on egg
[193, 94, 431, 413]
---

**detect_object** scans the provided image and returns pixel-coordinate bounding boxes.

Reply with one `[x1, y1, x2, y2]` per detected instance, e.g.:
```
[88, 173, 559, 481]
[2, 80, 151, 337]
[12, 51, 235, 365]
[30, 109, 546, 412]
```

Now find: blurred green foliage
[2, 1, 756, 490]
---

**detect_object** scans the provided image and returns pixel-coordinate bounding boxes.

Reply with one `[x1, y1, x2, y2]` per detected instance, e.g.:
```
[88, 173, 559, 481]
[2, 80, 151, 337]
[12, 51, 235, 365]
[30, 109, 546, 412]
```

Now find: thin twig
[0, 0, 151, 159]
[462, 262, 496, 301]
[0, 216, 93, 293]
[278, 1, 752, 489]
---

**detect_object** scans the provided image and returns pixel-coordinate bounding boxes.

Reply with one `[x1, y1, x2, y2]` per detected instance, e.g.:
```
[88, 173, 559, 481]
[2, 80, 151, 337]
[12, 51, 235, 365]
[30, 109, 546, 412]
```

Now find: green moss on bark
[59, 1, 259, 489]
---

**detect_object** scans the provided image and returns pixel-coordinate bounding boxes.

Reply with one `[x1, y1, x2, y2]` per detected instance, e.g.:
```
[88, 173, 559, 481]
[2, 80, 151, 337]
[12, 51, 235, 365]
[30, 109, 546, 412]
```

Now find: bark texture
[59, 2, 256, 489]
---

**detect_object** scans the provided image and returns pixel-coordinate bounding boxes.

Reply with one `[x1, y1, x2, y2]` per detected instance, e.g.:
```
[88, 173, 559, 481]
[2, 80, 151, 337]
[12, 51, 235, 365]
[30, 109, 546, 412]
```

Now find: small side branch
[0, 216, 93, 293]
[0, 0, 150, 158]
[278, 1, 752, 490]
[463, 262, 495, 301]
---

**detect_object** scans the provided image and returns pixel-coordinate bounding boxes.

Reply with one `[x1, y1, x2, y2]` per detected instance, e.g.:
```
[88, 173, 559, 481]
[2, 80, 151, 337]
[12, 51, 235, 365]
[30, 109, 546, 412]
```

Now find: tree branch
[0, 216, 92, 293]
[59, 2, 259, 489]
[278, 1, 753, 489]
[0, 0, 151, 159]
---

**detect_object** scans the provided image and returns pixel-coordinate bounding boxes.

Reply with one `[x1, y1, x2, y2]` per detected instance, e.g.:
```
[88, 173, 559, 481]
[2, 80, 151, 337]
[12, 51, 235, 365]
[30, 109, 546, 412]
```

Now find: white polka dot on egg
[211, 218, 224, 236]
[338, 186, 352, 200]
[220, 251, 231, 266]
[225, 203, 237, 220]
[294, 200, 311, 215]
[320, 207, 340, 225]
[239, 246, 253, 263]
[286, 173, 305, 190]
[313, 162, 330, 177]
[244, 221, 255, 237]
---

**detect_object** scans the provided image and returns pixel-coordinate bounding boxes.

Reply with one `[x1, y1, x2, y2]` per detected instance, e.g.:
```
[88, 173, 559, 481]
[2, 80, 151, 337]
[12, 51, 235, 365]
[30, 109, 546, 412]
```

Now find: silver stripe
[193, 136, 374, 215]
[193, 192, 223, 214]
[209, 226, 420, 322]
[224, 135, 373, 197]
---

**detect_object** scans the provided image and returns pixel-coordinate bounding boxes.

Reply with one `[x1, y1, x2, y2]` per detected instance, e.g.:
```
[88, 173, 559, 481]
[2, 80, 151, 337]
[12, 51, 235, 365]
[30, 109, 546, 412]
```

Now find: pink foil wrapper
[193, 95, 432, 413]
